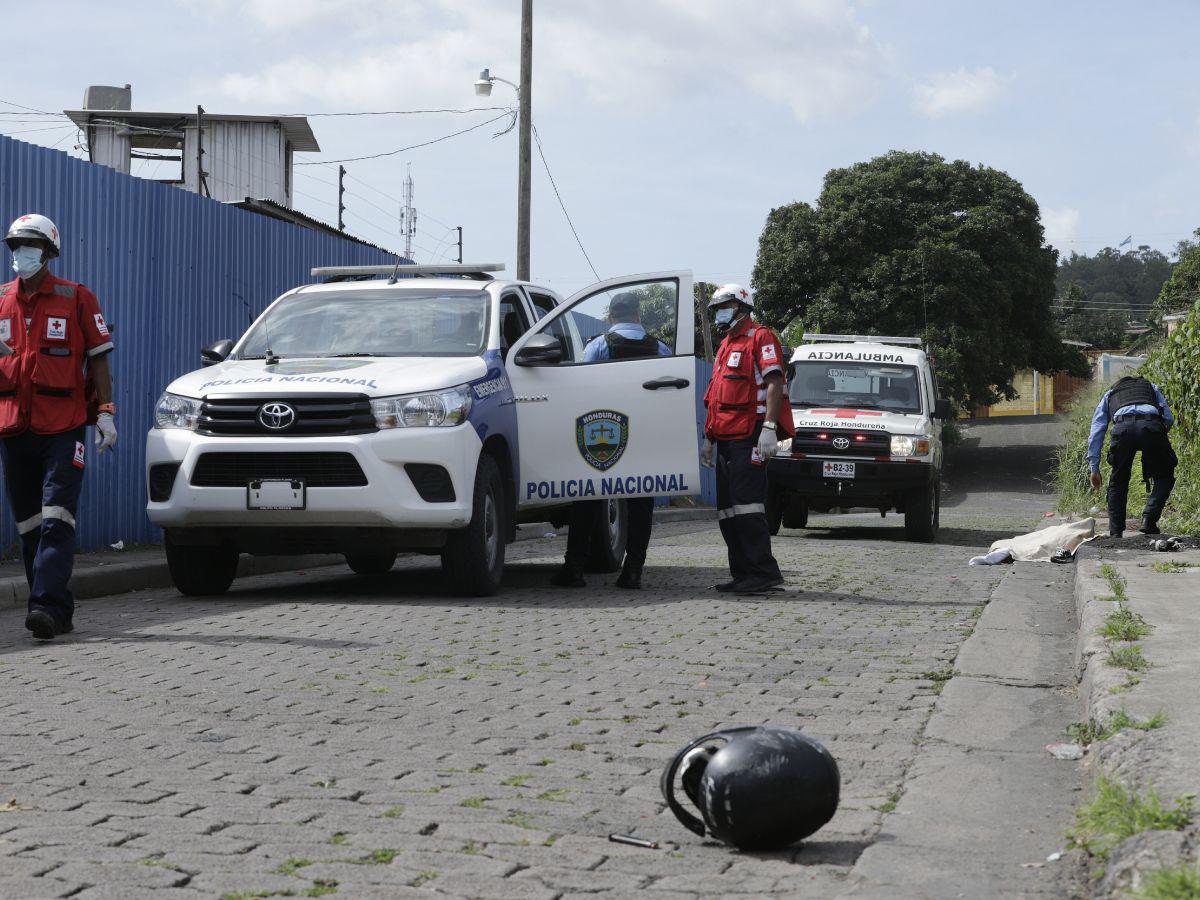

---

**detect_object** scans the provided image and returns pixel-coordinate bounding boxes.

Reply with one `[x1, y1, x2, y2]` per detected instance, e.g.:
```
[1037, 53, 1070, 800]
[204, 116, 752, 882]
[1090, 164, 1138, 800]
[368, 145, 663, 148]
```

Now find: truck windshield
[237, 289, 489, 359]
[789, 361, 923, 414]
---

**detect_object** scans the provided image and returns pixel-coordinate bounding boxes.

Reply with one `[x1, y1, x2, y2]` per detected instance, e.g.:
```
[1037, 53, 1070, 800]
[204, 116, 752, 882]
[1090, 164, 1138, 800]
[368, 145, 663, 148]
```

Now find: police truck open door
[507, 271, 700, 513]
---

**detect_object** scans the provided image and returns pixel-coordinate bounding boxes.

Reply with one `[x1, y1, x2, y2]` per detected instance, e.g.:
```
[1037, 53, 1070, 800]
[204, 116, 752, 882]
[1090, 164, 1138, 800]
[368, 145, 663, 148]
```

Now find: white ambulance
[766, 335, 952, 542]
[145, 264, 699, 596]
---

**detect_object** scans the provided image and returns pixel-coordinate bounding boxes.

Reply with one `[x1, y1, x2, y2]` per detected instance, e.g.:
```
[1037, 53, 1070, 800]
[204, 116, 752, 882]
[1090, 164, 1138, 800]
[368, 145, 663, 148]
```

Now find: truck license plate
[248, 479, 306, 510]
[822, 461, 856, 479]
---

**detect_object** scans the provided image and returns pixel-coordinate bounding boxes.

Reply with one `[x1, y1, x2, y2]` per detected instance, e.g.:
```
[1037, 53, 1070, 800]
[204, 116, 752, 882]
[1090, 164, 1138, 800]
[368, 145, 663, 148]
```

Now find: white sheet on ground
[984, 517, 1097, 563]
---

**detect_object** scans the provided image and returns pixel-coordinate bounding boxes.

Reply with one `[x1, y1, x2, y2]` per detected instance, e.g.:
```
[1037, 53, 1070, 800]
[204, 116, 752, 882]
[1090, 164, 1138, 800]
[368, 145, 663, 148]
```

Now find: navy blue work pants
[0, 428, 85, 628]
[564, 498, 654, 569]
[1107, 417, 1177, 528]
[716, 429, 782, 582]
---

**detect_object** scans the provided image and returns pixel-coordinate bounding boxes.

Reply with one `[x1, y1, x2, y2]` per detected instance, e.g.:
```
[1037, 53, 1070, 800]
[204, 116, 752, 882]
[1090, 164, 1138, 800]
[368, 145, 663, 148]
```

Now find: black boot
[1139, 514, 1161, 535]
[1108, 519, 1124, 539]
[25, 610, 56, 641]
[550, 564, 586, 588]
[615, 561, 642, 590]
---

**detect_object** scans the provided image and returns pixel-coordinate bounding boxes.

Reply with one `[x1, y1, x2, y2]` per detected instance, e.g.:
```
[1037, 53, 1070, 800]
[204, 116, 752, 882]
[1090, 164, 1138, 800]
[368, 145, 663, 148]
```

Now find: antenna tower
[399, 165, 417, 261]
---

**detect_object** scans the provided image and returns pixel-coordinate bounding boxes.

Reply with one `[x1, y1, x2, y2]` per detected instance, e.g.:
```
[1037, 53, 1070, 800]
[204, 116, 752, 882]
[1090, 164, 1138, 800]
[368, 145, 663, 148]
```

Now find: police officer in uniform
[701, 284, 793, 593]
[1087, 374, 1177, 537]
[551, 292, 669, 590]
[1, 215, 116, 640]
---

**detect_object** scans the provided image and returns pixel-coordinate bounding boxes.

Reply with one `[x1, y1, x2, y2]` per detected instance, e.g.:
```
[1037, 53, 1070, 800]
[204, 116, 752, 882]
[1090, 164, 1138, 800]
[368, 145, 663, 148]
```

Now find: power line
[531, 123, 600, 282]
[273, 106, 511, 118]
[295, 112, 513, 165]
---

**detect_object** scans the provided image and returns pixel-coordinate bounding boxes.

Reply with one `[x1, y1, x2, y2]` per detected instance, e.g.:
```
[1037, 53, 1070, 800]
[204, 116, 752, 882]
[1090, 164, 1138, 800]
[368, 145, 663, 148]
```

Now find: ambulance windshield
[238, 289, 489, 359]
[789, 362, 923, 414]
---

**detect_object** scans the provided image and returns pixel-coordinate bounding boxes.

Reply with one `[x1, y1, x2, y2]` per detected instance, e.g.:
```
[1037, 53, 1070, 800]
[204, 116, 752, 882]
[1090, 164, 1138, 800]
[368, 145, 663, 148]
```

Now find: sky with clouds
[4, 1, 1199, 295]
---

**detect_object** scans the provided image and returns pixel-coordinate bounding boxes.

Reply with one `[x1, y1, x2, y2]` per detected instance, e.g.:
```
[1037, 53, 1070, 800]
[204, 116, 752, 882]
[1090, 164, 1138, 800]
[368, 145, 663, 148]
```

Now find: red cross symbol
[739, 289, 748, 298]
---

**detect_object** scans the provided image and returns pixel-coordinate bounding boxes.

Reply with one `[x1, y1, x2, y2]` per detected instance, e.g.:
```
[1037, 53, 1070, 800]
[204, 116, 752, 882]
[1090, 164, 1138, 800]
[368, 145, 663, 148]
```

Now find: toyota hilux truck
[146, 264, 699, 596]
[765, 334, 952, 542]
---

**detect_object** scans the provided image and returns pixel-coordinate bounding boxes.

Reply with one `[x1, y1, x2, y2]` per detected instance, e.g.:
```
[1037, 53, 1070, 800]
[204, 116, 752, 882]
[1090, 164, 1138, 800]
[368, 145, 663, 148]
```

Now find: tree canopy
[1154, 229, 1200, 318]
[751, 150, 1082, 407]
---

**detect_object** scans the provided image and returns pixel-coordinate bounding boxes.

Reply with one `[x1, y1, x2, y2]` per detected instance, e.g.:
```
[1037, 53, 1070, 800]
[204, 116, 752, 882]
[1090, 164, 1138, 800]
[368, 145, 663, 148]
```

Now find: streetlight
[476, 0, 532, 281]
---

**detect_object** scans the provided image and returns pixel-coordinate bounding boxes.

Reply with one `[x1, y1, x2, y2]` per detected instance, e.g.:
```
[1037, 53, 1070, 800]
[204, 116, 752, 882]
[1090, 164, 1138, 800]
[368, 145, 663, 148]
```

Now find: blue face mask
[714, 307, 737, 329]
[11, 246, 44, 279]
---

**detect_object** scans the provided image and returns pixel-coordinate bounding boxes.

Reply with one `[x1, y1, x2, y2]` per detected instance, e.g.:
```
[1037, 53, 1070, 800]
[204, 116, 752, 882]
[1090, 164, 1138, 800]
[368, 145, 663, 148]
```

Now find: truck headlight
[154, 392, 202, 430]
[775, 437, 792, 456]
[891, 434, 931, 457]
[371, 385, 473, 429]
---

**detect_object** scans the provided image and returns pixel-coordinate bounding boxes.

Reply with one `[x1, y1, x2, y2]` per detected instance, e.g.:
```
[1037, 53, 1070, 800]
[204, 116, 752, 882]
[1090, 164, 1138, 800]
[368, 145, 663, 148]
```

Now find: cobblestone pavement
[0, 421, 1063, 899]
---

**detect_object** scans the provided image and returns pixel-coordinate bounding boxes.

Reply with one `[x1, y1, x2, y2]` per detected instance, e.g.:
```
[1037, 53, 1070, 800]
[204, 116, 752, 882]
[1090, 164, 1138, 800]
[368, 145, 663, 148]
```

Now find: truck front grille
[191, 452, 368, 487]
[792, 429, 890, 456]
[197, 394, 377, 436]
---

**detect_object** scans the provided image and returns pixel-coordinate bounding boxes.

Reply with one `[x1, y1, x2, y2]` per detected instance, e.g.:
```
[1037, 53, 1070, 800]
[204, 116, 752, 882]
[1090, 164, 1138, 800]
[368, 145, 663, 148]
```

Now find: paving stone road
[0, 419, 1066, 899]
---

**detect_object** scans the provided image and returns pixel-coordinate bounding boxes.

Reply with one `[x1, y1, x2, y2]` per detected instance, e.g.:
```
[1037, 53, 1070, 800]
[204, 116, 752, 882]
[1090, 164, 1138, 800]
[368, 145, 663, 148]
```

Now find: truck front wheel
[165, 532, 239, 596]
[904, 477, 940, 542]
[586, 499, 628, 572]
[442, 454, 506, 596]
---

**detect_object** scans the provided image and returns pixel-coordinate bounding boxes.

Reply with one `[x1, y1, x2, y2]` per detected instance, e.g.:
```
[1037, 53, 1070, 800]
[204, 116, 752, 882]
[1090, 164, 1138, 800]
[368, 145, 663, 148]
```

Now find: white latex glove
[95, 412, 117, 452]
[700, 437, 715, 468]
[756, 427, 778, 460]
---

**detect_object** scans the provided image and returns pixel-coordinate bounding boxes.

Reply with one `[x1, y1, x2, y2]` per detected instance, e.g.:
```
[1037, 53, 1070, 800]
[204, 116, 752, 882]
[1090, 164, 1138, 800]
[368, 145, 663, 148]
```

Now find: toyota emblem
[832, 436, 851, 450]
[258, 402, 296, 431]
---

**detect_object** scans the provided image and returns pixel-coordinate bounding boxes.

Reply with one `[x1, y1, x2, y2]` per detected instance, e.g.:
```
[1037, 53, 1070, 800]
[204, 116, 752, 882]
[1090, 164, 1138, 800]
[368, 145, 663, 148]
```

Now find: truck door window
[498, 293, 531, 360]
[527, 290, 557, 321]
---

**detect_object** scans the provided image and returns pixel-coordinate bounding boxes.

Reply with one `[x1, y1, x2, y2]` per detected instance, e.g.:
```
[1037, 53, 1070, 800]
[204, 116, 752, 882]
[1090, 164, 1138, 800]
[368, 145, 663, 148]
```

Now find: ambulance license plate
[248, 479, 306, 510]
[822, 461, 855, 479]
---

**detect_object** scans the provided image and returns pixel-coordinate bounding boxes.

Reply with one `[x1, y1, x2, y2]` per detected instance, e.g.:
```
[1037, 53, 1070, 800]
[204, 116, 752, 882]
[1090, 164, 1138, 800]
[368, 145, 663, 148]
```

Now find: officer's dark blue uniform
[1, 214, 115, 640]
[1087, 375, 1177, 537]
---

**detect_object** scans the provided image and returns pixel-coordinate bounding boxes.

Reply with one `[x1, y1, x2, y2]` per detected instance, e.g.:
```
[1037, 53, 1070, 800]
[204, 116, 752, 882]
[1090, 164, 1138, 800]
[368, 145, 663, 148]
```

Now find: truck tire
[586, 498, 628, 572]
[165, 533, 239, 596]
[442, 454, 506, 596]
[346, 553, 396, 575]
[782, 498, 809, 530]
[904, 477, 940, 543]
[766, 490, 785, 535]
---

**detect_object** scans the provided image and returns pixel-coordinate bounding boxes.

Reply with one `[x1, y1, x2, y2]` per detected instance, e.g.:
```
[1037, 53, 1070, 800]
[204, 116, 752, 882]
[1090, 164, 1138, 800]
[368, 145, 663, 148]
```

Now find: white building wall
[181, 121, 287, 204]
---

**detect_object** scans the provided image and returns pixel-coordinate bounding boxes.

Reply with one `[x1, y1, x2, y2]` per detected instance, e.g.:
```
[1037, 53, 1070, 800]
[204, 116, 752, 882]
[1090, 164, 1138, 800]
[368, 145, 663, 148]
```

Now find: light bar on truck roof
[801, 333, 923, 346]
[310, 263, 505, 280]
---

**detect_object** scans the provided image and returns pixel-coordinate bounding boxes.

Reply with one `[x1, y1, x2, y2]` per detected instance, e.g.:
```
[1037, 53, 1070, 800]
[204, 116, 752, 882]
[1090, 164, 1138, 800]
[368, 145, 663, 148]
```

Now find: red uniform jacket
[704, 317, 794, 441]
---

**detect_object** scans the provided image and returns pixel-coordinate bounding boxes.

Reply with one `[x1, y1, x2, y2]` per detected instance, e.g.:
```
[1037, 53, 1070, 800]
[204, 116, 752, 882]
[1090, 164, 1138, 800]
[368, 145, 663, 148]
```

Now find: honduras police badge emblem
[576, 409, 629, 471]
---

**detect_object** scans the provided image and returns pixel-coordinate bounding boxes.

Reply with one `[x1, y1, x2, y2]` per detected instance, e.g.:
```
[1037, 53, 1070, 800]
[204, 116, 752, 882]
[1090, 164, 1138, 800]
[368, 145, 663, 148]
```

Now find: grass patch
[379, 805, 404, 819]
[502, 810, 536, 829]
[1099, 563, 1129, 601]
[460, 797, 489, 809]
[1066, 709, 1168, 746]
[412, 872, 438, 887]
[1067, 774, 1194, 859]
[1153, 561, 1194, 574]
[272, 858, 315, 877]
[500, 775, 531, 787]
[1132, 863, 1200, 899]
[329, 832, 348, 846]
[921, 667, 957, 694]
[874, 790, 902, 814]
[536, 789, 569, 802]
[1099, 605, 1153, 641]
[1107, 644, 1151, 671]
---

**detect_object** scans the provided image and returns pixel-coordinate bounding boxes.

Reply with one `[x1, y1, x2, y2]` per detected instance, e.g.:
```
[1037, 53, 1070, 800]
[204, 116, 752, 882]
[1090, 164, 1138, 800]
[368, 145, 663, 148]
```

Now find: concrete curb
[1, 507, 716, 608]
[1073, 545, 1129, 724]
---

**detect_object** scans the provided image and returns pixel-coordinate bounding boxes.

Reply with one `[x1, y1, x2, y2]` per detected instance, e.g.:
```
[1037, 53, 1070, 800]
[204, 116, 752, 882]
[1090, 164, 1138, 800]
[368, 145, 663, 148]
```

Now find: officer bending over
[551, 292, 669, 590]
[700, 284, 793, 593]
[1, 215, 117, 640]
[1087, 374, 1176, 537]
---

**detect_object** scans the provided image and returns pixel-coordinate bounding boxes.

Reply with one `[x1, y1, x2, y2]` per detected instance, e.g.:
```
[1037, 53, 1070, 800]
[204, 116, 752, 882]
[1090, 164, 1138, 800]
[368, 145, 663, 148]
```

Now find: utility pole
[697, 282, 715, 361]
[337, 165, 346, 231]
[195, 105, 210, 198]
[517, 0, 532, 280]
[399, 165, 417, 261]
[456, 226, 463, 264]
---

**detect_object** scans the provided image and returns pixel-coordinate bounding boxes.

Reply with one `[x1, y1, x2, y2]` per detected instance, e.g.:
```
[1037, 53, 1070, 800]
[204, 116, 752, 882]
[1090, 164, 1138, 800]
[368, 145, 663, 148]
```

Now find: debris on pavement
[109, 540, 125, 551]
[1150, 537, 1183, 552]
[543, 531, 557, 538]
[0, 798, 32, 812]
[1045, 742, 1084, 760]
[608, 833, 660, 849]
[1047, 851, 1064, 862]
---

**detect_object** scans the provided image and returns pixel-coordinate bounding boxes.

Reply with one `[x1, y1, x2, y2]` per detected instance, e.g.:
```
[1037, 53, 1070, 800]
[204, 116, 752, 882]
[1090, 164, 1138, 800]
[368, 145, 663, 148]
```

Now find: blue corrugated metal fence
[0, 134, 393, 552]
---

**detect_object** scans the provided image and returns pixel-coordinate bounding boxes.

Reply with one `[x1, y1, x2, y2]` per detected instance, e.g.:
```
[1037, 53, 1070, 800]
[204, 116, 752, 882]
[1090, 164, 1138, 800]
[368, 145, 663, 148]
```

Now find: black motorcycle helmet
[661, 725, 840, 851]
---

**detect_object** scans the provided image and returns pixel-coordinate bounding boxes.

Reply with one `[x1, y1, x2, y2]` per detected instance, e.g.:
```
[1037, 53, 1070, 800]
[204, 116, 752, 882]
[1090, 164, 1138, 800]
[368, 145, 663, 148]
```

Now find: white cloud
[1042, 206, 1080, 249]
[913, 66, 1005, 119]
[205, 0, 888, 122]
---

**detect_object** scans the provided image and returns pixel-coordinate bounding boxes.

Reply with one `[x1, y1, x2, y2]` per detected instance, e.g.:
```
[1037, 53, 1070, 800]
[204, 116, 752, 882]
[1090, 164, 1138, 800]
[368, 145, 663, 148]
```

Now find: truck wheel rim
[606, 499, 622, 555]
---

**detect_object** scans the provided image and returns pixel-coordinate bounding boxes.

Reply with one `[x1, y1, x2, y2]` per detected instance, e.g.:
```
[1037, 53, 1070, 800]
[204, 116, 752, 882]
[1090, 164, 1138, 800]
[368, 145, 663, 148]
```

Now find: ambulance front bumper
[145, 425, 482, 530]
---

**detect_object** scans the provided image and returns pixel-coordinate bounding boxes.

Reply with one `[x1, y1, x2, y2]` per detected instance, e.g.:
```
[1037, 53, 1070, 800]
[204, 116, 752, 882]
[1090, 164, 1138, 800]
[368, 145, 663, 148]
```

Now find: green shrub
[1133, 864, 1200, 899]
[1068, 774, 1194, 859]
[1099, 605, 1152, 641]
[1107, 644, 1151, 671]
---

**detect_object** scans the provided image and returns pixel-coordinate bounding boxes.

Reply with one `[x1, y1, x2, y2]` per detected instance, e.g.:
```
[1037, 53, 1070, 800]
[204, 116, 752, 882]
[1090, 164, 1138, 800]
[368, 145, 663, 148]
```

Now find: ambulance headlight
[154, 393, 202, 430]
[775, 438, 792, 456]
[891, 434, 931, 457]
[371, 385, 473, 429]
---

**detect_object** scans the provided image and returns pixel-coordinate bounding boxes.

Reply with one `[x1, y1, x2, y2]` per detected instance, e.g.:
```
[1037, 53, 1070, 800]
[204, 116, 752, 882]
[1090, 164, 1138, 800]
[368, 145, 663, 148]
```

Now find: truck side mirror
[934, 398, 953, 420]
[201, 339, 235, 367]
[513, 333, 563, 367]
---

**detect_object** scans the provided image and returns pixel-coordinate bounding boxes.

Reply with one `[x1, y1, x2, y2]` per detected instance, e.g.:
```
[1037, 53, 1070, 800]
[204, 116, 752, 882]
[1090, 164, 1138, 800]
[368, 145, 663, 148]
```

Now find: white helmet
[5, 214, 61, 258]
[709, 283, 753, 309]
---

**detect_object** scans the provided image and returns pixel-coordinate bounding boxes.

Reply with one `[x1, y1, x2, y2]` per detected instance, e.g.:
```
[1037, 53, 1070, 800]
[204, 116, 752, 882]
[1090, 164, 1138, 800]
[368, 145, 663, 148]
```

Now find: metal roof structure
[64, 109, 320, 152]
[232, 198, 392, 254]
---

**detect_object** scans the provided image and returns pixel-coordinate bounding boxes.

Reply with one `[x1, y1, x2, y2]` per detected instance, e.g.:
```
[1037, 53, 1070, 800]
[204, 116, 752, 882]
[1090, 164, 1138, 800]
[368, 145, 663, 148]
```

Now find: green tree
[1154, 229, 1200, 317]
[751, 150, 1080, 407]
[1056, 281, 1129, 348]
[1057, 246, 1174, 320]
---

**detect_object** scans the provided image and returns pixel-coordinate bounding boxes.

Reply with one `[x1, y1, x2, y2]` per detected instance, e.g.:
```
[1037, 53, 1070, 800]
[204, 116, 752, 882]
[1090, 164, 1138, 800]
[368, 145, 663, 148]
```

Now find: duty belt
[1114, 413, 1159, 422]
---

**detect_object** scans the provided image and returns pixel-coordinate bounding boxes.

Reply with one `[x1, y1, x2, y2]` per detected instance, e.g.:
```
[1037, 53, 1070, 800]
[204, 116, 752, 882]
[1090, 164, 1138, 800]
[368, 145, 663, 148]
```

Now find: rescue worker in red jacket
[701, 284, 793, 593]
[1, 215, 116, 640]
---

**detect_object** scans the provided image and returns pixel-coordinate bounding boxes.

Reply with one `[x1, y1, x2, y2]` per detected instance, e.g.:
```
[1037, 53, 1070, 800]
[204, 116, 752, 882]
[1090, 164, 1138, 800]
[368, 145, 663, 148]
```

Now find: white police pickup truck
[766, 335, 952, 542]
[146, 264, 699, 596]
